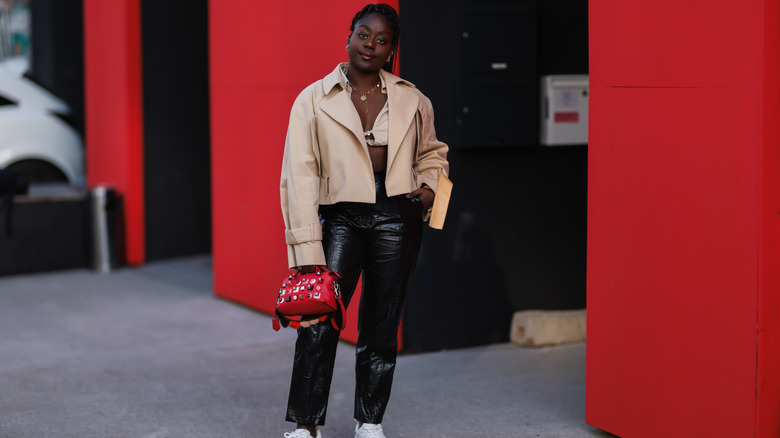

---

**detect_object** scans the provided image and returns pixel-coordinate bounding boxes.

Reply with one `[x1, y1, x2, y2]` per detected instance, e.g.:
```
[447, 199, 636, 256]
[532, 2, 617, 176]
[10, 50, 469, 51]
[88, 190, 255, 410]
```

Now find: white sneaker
[284, 428, 321, 438]
[355, 422, 385, 438]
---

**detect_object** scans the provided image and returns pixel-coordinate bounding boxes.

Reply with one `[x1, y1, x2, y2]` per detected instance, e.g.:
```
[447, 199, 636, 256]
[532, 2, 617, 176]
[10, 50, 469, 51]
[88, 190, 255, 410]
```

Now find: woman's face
[347, 13, 394, 74]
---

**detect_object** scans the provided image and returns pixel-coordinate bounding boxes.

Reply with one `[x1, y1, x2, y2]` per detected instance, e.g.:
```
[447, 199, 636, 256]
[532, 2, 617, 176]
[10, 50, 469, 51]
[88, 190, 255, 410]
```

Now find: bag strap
[329, 294, 346, 330]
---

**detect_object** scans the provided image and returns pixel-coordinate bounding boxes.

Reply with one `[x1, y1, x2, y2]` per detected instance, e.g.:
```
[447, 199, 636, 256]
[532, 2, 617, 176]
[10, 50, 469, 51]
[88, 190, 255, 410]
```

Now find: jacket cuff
[287, 241, 326, 269]
[418, 174, 440, 194]
[285, 223, 323, 244]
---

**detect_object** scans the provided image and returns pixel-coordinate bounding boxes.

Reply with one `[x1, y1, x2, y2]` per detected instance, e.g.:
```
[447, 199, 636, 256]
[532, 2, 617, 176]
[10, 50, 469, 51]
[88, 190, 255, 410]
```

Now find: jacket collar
[321, 63, 414, 96]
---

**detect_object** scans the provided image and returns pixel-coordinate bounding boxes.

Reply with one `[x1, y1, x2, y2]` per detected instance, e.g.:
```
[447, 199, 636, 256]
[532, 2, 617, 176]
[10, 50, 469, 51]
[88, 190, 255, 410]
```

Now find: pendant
[360, 95, 367, 101]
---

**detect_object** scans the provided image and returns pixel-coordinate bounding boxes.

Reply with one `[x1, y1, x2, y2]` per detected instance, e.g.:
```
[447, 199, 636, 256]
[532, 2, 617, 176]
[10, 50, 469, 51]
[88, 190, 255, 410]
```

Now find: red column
[83, 0, 145, 264]
[757, 0, 780, 434]
[209, 0, 398, 344]
[587, 0, 780, 436]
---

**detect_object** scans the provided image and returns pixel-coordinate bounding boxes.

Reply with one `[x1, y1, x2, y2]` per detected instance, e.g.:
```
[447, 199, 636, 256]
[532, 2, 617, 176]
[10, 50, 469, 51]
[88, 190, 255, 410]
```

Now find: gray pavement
[0, 256, 611, 438]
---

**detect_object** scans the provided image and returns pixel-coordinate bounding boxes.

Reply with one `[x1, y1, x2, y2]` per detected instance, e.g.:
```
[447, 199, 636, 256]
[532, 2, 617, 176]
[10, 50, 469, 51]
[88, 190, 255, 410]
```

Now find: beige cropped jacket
[280, 64, 449, 269]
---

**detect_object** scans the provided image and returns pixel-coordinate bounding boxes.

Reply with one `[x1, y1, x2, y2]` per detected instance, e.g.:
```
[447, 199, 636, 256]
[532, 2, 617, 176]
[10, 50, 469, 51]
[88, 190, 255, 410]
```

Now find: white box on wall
[540, 75, 589, 146]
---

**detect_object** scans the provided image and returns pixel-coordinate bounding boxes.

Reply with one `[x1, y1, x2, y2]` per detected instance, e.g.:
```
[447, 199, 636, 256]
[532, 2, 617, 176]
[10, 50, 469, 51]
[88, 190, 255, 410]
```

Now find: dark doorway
[141, 0, 212, 260]
[400, 0, 589, 352]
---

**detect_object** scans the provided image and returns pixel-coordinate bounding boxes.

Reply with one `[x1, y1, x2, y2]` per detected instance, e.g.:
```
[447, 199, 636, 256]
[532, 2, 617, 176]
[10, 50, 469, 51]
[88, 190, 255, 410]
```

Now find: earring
[346, 44, 349, 52]
[386, 52, 393, 63]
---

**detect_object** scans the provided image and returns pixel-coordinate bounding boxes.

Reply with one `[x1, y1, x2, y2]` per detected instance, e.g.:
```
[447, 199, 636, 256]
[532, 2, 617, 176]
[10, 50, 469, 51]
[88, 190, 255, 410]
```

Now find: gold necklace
[349, 81, 381, 125]
[350, 82, 380, 101]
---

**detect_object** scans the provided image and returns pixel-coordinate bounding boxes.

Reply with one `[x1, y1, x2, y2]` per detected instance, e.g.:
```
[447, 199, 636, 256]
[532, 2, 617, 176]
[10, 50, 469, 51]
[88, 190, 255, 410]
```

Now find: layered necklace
[349, 80, 381, 126]
[350, 81, 380, 101]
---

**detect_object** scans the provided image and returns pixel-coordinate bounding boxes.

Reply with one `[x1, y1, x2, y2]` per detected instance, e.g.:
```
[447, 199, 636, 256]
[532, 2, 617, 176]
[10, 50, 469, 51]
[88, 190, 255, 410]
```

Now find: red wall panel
[210, 0, 398, 344]
[587, 88, 759, 436]
[588, 0, 780, 436]
[589, 0, 762, 88]
[83, 0, 145, 265]
[757, 0, 780, 435]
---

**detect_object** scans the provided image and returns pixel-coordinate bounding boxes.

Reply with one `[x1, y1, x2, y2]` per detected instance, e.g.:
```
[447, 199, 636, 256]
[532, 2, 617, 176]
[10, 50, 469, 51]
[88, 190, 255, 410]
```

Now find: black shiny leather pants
[286, 173, 423, 426]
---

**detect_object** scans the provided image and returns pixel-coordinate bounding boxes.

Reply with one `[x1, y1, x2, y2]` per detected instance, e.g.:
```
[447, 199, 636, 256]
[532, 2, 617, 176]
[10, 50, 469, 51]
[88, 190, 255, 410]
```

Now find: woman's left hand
[406, 186, 435, 210]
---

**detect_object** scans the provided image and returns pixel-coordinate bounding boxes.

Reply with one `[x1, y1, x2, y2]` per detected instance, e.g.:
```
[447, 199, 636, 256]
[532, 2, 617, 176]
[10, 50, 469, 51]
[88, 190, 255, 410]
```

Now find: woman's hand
[295, 265, 323, 327]
[297, 265, 317, 274]
[406, 186, 435, 210]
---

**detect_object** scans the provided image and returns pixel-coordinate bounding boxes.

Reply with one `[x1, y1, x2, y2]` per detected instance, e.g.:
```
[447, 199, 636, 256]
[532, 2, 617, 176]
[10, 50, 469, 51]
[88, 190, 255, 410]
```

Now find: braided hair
[349, 3, 400, 73]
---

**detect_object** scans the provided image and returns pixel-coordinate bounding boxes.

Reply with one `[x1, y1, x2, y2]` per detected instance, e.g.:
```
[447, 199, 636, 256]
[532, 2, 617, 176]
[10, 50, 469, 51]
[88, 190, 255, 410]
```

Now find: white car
[0, 57, 85, 186]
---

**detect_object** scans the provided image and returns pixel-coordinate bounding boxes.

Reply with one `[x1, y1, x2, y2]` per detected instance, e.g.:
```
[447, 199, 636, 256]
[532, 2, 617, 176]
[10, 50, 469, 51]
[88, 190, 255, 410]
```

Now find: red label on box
[554, 112, 579, 123]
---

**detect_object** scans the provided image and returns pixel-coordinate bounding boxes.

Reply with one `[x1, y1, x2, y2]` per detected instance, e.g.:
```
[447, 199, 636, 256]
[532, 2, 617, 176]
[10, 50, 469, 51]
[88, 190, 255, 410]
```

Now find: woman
[279, 4, 449, 438]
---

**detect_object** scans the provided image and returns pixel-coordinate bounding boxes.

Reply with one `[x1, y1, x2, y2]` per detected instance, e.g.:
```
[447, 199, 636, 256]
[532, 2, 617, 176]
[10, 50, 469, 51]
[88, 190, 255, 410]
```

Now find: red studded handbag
[272, 266, 346, 331]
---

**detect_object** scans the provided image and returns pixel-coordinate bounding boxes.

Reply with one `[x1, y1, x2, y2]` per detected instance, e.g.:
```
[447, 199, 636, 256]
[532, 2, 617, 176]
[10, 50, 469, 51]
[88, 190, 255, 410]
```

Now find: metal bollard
[89, 186, 120, 272]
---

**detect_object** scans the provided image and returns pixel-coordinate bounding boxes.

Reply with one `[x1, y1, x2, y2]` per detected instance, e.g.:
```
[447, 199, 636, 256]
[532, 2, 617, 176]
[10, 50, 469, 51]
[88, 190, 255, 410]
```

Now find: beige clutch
[429, 173, 452, 230]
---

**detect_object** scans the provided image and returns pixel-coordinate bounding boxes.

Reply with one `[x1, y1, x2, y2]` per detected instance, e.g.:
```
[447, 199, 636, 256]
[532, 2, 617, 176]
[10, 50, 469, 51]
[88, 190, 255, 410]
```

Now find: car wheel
[6, 159, 69, 184]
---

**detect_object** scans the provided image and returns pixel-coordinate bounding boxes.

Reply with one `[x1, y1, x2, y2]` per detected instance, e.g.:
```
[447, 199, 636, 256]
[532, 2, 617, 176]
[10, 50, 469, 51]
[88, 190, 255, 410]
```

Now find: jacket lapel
[319, 91, 366, 147]
[387, 81, 418, 169]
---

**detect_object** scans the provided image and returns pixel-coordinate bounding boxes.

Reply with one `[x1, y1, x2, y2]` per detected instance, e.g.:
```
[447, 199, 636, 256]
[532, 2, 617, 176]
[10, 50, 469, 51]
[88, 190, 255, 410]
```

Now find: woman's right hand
[296, 265, 323, 328]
